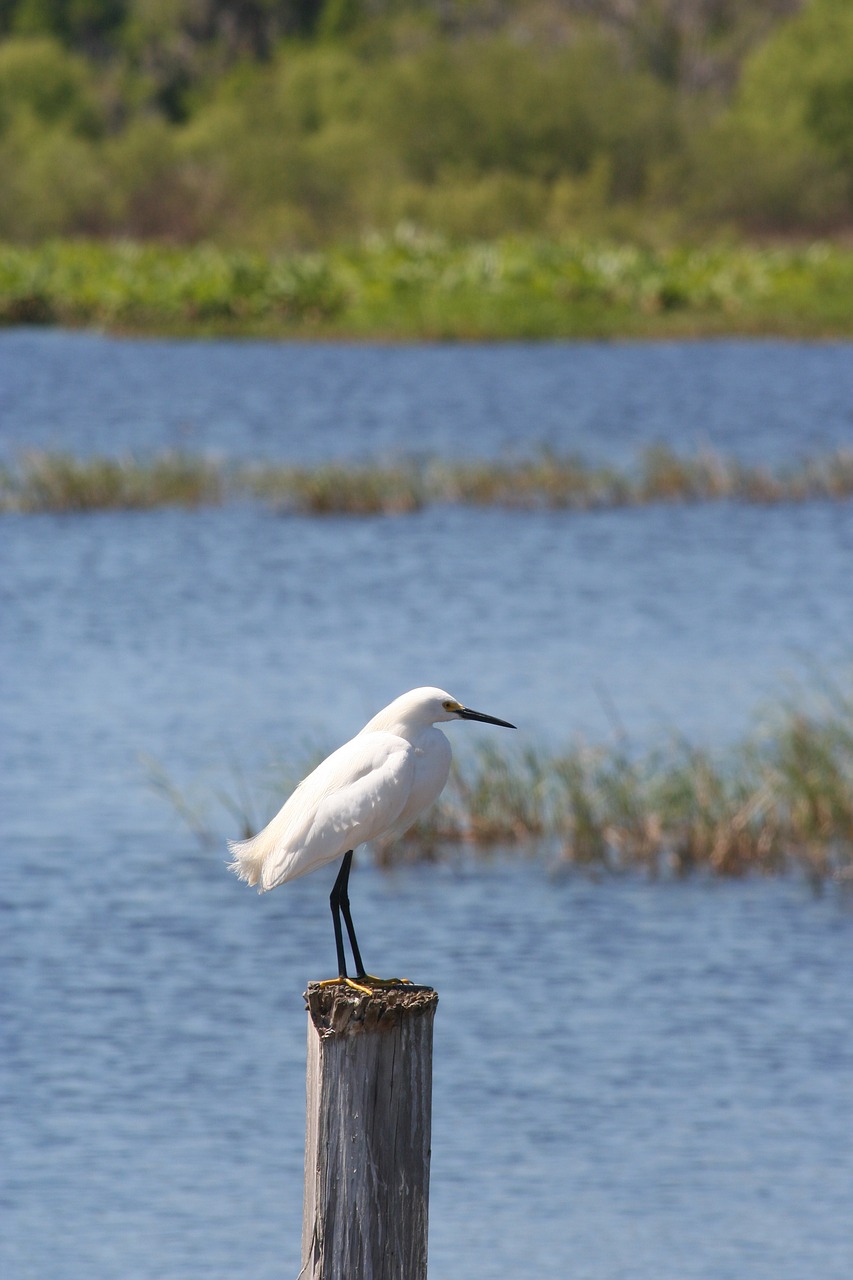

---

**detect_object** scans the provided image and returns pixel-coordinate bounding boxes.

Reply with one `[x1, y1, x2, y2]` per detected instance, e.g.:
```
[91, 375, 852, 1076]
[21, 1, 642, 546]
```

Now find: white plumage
[229, 686, 514, 986]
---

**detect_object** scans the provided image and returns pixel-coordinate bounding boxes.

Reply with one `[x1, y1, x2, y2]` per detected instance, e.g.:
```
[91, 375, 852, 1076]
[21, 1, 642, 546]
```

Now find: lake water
[1, 331, 852, 1279]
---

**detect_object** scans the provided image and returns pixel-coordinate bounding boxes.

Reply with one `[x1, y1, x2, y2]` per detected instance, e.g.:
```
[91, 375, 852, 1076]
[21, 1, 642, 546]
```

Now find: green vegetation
[4, 444, 853, 514]
[1, 448, 225, 511]
[0, 1, 851, 250]
[395, 684, 853, 884]
[155, 680, 853, 885]
[0, 240, 348, 329]
[1, 235, 852, 337]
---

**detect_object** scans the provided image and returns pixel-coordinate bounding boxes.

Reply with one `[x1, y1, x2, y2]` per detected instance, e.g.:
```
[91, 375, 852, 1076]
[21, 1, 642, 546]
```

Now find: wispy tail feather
[228, 833, 267, 891]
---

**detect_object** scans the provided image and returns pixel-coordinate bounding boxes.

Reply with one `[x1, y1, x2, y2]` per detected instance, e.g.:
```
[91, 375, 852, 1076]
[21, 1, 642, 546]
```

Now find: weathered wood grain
[301, 982, 439, 1280]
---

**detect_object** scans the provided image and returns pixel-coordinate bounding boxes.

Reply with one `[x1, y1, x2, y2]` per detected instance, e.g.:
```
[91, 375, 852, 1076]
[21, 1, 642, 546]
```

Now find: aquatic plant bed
[158, 684, 853, 886]
[1, 236, 852, 339]
[3, 446, 853, 514]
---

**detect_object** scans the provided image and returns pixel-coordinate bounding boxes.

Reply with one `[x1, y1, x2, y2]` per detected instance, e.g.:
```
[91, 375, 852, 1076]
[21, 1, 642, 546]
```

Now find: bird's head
[391, 687, 516, 730]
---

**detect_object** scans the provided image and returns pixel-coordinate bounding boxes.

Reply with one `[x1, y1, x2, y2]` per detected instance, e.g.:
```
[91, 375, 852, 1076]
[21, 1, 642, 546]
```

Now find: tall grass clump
[763, 698, 853, 883]
[3, 450, 225, 512]
[158, 682, 853, 886]
[4, 446, 853, 516]
[247, 461, 428, 516]
[551, 700, 853, 883]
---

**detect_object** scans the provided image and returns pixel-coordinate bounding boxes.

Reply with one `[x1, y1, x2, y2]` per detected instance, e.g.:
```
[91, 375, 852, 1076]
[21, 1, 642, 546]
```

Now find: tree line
[0, 0, 850, 244]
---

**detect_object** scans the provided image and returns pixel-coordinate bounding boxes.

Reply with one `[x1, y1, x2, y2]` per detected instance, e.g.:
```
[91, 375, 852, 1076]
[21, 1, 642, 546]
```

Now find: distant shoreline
[2, 237, 852, 341]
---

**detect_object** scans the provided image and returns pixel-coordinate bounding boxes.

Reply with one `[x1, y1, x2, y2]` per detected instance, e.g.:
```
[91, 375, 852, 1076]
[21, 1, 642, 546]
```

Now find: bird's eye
[442, 699, 454, 711]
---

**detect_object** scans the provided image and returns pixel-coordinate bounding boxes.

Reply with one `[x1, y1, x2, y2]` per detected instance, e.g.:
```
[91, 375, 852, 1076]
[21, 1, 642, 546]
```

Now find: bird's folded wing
[257, 734, 415, 890]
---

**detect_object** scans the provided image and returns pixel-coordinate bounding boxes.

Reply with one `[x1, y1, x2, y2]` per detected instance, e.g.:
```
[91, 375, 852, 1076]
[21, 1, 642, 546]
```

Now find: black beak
[457, 706, 516, 729]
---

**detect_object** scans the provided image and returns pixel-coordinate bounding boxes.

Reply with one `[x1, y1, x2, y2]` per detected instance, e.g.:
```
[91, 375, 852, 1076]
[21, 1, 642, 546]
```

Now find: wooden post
[301, 981, 439, 1280]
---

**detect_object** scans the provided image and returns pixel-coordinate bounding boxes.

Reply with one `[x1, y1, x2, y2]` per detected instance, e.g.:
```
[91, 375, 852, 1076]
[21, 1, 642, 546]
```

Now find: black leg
[329, 851, 353, 978]
[333, 849, 368, 979]
[340, 885, 367, 980]
[328, 849, 408, 990]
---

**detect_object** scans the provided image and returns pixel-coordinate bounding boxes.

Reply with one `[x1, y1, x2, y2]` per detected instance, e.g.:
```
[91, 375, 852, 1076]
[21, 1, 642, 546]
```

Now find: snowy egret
[229, 687, 514, 990]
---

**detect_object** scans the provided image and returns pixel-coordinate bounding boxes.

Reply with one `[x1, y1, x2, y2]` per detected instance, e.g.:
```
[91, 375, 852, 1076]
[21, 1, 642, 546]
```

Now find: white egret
[229, 687, 515, 990]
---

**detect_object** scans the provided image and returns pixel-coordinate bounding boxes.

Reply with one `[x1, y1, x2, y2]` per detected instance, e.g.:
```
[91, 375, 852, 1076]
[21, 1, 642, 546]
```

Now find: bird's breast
[392, 727, 452, 832]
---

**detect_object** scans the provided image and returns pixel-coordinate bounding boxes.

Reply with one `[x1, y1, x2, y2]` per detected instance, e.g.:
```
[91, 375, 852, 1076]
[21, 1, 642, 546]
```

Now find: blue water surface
[1, 332, 852, 1280]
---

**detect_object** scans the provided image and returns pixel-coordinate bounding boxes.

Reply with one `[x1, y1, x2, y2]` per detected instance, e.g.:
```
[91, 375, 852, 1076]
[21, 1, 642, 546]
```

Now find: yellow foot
[317, 974, 414, 995]
[317, 975, 373, 996]
[358, 974, 413, 989]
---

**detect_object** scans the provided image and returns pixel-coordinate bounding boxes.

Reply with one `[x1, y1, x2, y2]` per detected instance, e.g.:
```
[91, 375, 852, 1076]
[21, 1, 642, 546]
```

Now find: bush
[685, 0, 853, 229]
[178, 48, 387, 242]
[0, 114, 113, 238]
[376, 33, 676, 197]
[0, 36, 104, 135]
[0, 5, 850, 243]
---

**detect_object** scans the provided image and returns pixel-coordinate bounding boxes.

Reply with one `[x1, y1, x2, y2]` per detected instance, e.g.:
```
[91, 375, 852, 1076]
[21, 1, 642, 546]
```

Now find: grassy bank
[2, 236, 853, 339]
[156, 683, 853, 885]
[4, 445, 853, 515]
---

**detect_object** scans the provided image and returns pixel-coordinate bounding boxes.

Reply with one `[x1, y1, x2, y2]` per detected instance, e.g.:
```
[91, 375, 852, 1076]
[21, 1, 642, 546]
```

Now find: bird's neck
[360, 711, 431, 744]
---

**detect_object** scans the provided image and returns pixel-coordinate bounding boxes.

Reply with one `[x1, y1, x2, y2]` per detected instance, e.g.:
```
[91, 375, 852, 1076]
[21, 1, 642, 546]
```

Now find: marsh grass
[543, 702, 853, 882]
[2, 449, 225, 512]
[159, 687, 853, 885]
[5, 445, 853, 515]
[248, 461, 428, 516]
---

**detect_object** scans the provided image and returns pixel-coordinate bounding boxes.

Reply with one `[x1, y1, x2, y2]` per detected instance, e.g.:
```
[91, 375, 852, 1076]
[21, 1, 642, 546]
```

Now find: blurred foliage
[685, 0, 853, 229]
[0, 1, 850, 244]
[1, 235, 851, 335]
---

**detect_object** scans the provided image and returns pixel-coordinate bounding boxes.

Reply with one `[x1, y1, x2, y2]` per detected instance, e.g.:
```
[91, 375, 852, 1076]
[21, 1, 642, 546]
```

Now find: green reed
[388, 695, 853, 881]
[4, 445, 853, 515]
[247, 461, 428, 516]
[2, 450, 225, 512]
[157, 683, 853, 885]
